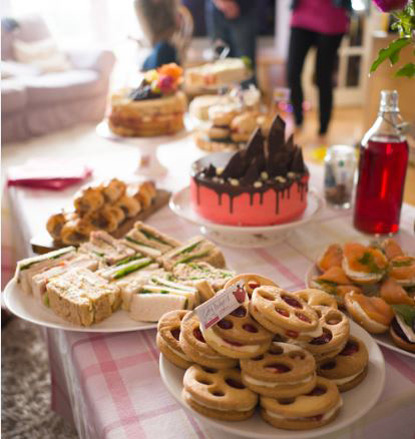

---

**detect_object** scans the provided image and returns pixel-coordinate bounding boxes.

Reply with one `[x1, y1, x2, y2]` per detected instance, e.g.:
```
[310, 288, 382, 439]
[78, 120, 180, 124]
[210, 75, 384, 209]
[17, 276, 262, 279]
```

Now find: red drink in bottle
[354, 91, 408, 234]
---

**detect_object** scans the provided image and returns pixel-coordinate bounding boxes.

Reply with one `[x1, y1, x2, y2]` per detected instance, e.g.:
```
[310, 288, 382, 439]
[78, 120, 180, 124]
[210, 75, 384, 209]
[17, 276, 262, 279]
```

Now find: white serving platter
[159, 320, 385, 439]
[3, 278, 156, 333]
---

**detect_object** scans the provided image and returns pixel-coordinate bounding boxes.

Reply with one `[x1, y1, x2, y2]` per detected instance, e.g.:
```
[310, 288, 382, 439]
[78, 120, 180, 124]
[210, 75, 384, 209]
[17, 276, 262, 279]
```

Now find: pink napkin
[7, 159, 92, 190]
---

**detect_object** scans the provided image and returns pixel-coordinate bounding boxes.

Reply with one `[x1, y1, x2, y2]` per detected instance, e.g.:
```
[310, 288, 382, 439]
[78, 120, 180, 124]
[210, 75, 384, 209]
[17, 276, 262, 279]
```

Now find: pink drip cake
[190, 115, 309, 226]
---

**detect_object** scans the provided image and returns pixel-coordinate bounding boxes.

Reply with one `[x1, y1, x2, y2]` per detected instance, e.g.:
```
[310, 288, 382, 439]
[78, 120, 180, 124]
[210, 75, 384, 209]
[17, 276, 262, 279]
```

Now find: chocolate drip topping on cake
[193, 113, 308, 215]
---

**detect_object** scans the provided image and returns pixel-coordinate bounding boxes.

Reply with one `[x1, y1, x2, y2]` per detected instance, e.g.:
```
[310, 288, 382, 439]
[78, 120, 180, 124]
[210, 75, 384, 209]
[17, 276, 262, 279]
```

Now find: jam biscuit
[224, 273, 278, 299]
[317, 336, 369, 392]
[182, 364, 258, 421]
[156, 310, 193, 369]
[202, 304, 273, 359]
[180, 313, 237, 369]
[260, 377, 342, 430]
[240, 342, 316, 398]
[250, 286, 322, 341]
[294, 289, 338, 309]
[297, 306, 350, 363]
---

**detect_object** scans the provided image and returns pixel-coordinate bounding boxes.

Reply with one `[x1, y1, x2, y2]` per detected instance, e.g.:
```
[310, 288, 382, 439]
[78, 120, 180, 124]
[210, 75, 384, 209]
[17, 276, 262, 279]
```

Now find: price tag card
[195, 282, 246, 330]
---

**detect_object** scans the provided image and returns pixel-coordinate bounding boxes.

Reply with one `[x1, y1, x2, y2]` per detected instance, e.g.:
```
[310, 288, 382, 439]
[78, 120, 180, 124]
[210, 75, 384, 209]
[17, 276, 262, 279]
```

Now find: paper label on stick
[195, 282, 246, 330]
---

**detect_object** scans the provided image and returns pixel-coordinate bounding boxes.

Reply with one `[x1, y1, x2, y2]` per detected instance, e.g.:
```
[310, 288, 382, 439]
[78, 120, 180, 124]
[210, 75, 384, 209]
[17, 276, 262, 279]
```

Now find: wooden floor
[285, 106, 415, 206]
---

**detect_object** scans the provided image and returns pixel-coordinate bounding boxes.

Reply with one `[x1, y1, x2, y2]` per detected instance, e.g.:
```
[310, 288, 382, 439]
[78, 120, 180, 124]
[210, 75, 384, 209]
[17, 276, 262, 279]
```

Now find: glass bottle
[354, 90, 409, 234]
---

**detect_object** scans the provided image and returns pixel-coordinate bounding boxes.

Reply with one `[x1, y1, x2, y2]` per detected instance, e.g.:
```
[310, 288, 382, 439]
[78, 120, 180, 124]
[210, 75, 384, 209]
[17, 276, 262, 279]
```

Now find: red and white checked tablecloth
[2, 134, 415, 439]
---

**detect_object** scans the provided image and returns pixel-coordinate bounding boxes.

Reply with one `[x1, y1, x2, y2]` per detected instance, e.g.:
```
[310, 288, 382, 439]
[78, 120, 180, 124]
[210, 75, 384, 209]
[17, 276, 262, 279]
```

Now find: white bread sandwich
[31, 255, 98, 301]
[15, 247, 76, 294]
[45, 268, 121, 326]
[159, 236, 226, 271]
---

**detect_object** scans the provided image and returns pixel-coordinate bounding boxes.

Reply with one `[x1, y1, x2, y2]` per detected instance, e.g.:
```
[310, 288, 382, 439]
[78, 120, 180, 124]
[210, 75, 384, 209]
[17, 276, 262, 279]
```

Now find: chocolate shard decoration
[285, 133, 294, 152]
[245, 128, 265, 162]
[291, 146, 306, 173]
[205, 164, 217, 177]
[267, 115, 286, 156]
[221, 151, 247, 179]
[240, 155, 265, 185]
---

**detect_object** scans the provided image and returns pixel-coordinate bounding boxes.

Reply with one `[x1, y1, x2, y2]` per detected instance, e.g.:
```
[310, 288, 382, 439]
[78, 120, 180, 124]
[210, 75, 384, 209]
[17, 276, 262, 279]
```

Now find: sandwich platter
[306, 265, 415, 359]
[170, 187, 324, 248]
[159, 320, 385, 439]
[3, 278, 157, 333]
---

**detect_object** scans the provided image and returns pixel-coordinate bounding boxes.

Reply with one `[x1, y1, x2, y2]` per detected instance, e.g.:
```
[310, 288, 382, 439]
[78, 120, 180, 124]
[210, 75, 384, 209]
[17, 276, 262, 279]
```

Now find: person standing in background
[134, 0, 179, 70]
[287, 0, 352, 136]
[205, 0, 259, 84]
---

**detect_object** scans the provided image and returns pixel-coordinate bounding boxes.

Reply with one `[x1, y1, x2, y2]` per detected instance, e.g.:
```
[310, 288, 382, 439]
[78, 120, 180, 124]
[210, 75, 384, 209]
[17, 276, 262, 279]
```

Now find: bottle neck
[362, 110, 406, 145]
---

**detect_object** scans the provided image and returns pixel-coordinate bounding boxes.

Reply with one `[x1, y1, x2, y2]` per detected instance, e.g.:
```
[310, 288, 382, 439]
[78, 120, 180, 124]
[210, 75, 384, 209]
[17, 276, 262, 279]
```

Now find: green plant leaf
[395, 62, 415, 78]
[370, 38, 411, 73]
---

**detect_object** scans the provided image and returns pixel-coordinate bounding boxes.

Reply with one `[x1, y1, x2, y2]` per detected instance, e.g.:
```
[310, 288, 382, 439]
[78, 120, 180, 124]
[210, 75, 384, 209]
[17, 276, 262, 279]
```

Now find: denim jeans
[142, 41, 178, 71]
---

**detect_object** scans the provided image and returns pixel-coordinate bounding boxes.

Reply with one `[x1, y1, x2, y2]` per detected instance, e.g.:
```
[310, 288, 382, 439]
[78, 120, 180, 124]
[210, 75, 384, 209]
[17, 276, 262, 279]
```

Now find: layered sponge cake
[109, 63, 186, 137]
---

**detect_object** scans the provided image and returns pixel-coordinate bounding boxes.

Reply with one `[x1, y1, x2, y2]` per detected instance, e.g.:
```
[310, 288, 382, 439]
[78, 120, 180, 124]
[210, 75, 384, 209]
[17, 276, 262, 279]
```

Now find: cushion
[21, 69, 104, 105]
[13, 38, 71, 73]
[1, 79, 27, 113]
[1, 60, 41, 78]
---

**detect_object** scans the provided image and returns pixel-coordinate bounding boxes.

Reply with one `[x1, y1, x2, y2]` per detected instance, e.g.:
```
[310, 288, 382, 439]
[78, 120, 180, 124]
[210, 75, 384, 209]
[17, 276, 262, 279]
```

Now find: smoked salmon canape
[342, 243, 387, 285]
[311, 267, 362, 306]
[388, 256, 415, 287]
[344, 292, 394, 334]
[390, 304, 415, 353]
[380, 277, 414, 306]
[316, 244, 343, 272]
[381, 238, 405, 261]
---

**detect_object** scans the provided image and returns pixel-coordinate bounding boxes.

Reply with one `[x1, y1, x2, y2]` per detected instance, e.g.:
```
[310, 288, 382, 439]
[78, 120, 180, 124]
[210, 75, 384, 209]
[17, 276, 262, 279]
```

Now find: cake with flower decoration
[109, 63, 187, 137]
[190, 115, 309, 226]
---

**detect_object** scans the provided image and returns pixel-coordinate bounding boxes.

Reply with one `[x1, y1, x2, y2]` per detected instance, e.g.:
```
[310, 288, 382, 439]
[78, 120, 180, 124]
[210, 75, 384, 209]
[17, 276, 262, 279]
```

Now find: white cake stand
[170, 187, 325, 248]
[96, 120, 192, 177]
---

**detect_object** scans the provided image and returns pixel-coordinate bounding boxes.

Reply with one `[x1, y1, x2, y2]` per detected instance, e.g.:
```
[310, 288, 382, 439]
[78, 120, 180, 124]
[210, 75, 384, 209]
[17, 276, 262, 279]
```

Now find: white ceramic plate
[3, 279, 156, 333]
[306, 265, 415, 359]
[159, 320, 385, 439]
[169, 187, 324, 248]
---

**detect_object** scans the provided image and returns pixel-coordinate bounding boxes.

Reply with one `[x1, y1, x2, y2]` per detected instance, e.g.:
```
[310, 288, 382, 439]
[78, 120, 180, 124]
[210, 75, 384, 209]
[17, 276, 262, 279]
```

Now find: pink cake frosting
[190, 115, 309, 226]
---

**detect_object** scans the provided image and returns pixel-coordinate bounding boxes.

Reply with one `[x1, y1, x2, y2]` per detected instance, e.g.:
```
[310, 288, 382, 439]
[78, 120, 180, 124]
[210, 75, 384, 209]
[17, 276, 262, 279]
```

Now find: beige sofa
[1, 15, 116, 143]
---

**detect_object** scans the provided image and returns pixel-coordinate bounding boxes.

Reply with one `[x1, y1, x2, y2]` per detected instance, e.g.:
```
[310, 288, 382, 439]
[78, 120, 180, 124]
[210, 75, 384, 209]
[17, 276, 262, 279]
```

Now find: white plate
[169, 187, 324, 248]
[3, 279, 156, 333]
[305, 265, 415, 359]
[159, 320, 385, 439]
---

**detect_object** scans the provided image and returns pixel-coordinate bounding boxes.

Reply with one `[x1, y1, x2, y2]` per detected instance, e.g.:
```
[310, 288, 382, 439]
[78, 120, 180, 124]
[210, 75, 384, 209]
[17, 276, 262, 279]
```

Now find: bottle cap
[380, 90, 399, 112]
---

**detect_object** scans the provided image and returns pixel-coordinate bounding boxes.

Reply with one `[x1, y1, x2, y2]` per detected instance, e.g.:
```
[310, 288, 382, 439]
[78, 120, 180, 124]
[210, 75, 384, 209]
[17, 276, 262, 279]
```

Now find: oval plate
[3, 278, 156, 333]
[159, 320, 385, 439]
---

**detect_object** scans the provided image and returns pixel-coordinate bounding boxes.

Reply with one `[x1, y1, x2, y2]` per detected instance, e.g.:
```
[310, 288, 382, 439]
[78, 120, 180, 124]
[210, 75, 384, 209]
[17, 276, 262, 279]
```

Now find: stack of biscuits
[157, 276, 369, 431]
[194, 107, 275, 153]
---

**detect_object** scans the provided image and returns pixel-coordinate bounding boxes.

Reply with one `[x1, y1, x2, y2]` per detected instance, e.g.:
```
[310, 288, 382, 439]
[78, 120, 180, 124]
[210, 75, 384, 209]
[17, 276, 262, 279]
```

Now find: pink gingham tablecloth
[2, 134, 415, 439]
[47, 201, 415, 439]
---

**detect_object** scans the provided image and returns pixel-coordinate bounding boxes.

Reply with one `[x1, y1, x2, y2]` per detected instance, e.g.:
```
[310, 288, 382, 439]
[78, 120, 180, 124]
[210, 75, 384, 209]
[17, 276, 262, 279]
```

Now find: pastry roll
[60, 216, 95, 245]
[87, 205, 124, 232]
[46, 212, 70, 240]
[133, 181, 156, 209]
[114, 195, 141, 218]
[74, 187, 105, 215]
[102, 178, 126, 203]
